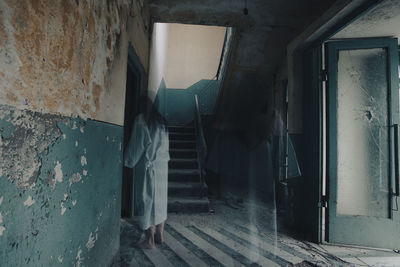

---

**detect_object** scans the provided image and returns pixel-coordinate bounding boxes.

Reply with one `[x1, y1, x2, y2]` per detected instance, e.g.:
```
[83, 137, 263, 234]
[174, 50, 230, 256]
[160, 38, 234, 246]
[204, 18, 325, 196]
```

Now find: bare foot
[134, 239, 155, 249]
[155, 233, 164, 244]
[135, 226, 155, 249]
[155, 222, 165, 244]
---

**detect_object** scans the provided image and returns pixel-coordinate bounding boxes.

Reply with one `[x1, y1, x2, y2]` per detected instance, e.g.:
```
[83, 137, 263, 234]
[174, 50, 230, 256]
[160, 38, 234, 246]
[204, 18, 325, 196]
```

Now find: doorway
[294, 0, 400, 249]
[325, 37, 400, 249]
[121, 47, 144, 218]
[320, 0, 400, 249]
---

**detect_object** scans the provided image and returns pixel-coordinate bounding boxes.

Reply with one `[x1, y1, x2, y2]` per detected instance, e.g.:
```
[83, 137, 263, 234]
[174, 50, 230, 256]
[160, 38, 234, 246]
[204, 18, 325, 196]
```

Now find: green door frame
[299, 45, 324, 242]
[296, 0, 385, 243]
[325, 37, 400, 248]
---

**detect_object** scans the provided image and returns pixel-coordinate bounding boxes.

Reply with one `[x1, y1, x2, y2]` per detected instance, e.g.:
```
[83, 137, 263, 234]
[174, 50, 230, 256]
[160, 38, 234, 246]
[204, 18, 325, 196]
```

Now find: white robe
[124, 114, 169, 230]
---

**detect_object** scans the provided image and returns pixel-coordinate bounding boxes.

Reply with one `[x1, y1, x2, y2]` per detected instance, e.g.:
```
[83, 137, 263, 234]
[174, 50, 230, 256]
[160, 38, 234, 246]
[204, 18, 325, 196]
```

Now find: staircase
[168, 123, 209, 213]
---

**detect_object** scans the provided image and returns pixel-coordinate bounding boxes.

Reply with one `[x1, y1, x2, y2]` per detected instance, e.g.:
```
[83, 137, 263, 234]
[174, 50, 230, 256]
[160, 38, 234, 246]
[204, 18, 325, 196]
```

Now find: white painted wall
[332, 0, 400, 42]
[165, 24, 226, 89]
[147, 23, 169, 101]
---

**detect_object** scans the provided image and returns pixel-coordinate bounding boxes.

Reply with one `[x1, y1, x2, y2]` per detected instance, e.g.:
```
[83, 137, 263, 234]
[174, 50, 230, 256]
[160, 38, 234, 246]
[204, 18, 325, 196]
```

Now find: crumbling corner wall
[0, 0, 151, 266]
[0, 0, 149, 125]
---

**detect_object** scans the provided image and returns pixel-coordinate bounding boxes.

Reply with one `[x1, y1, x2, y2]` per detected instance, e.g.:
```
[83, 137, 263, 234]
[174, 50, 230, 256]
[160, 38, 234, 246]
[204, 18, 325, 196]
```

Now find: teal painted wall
[163, 79, 220, 125]
[0, 105, 123, 267]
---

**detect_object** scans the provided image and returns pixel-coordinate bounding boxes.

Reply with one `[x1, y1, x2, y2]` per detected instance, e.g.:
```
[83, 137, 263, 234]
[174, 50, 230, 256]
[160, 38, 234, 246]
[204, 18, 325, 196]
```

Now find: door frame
[289, 0, 384, 243]
[121, 45, 147, 218]
[325, 37, 400, 248]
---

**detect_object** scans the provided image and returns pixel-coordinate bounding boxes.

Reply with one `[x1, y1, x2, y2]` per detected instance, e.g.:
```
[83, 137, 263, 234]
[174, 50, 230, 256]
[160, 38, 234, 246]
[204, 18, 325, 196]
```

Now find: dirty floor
[111, 199, 400, 266]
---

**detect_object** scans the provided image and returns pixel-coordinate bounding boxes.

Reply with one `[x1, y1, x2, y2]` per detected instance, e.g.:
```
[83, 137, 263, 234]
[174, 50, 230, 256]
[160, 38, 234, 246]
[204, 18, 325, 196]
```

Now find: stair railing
[194, 94, 207, 187]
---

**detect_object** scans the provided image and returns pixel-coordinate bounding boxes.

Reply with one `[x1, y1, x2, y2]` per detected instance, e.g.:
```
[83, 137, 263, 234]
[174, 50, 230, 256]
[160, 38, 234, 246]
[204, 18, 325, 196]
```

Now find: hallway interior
[3, 1, 400, 265]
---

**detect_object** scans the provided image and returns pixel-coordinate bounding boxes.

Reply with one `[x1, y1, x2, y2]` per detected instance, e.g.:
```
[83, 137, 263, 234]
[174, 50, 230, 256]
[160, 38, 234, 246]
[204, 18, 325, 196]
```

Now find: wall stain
[69, 173, 82, 186]
[0, 105, 63, 189]
[92, 83, 102, 113]
[5, 92, 17, 102]
[0, 10, 7, 47]
[0, 0, 133, 122]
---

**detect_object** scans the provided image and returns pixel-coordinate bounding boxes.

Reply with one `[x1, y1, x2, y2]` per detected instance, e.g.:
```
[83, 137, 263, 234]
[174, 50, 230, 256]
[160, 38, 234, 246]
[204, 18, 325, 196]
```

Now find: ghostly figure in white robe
[124, 111, 169, 230]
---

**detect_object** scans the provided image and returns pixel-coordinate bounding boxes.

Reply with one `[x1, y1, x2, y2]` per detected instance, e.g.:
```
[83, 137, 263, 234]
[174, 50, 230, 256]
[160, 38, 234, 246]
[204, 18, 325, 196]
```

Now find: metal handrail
[194, 95, 207, 186]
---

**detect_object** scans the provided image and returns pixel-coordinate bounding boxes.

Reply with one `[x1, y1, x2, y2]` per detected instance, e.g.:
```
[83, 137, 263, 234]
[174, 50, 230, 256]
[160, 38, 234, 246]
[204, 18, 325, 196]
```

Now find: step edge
[168, 198, 210, 202]
[168, 169, 200, 173]
[168, 125, 195, 128]
[169, 133, 195, 136]
[168, 182, 204, 187]
[169, 140, 196, 143]
[169, 158, 198, 162]
[169, 148, 197, 151]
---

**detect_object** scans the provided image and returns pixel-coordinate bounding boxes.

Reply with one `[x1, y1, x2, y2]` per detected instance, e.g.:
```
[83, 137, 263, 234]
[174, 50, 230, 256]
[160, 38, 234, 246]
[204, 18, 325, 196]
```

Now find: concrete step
[167, 123, 209, 214]
[168, 169, 200, 182]
[168, 182, 206, 198]
[169, 132, 196, 141]
[168, 125, 195, 134]
[170, 140, 196, 149]
[169, 158, 198, 169]
[168, 197, 209, 213]
[169, 148, 197, 159]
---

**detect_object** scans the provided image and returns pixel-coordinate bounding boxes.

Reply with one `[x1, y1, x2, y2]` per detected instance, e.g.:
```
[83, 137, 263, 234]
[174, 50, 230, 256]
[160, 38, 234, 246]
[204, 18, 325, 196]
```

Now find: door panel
[336, 48, 390, 218]
[326, 38, 400, 249]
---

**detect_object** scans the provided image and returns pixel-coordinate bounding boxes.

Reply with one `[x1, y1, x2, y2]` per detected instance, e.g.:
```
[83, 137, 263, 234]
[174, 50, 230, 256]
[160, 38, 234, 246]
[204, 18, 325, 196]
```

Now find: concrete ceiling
[333, 0, 400, 43]
[149, 0, 337, 129]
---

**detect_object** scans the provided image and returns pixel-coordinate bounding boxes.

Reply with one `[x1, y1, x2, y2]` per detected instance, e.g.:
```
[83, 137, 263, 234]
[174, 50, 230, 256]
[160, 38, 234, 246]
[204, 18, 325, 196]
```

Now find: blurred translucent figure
[124, 102, 169, 249]
[206, 108, 300, 202]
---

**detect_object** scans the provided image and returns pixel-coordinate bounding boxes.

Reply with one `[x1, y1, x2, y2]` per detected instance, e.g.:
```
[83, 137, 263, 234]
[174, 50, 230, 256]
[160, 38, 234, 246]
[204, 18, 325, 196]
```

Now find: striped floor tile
[142, 247, 175, 267]
[193, 225, 280, 267]
[221, 223, 303, 264]
[168, 221, 243, 266]
[232, 219, 314, 261]
[128, 257, 140, 267]
[164, 231, 208, 267]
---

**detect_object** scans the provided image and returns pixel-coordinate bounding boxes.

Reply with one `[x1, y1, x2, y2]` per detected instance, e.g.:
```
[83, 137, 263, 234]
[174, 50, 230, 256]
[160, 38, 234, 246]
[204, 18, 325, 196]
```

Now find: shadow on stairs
[168, 123, 209, 213]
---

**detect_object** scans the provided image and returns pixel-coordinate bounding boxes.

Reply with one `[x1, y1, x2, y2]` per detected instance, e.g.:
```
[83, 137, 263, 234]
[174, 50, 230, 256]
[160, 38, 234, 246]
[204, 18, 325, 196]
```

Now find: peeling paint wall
[0, 0, 151, 265]
[0, 0, 149, 126]
[128, 0, 150, 72]
[0, 105, 123, 266]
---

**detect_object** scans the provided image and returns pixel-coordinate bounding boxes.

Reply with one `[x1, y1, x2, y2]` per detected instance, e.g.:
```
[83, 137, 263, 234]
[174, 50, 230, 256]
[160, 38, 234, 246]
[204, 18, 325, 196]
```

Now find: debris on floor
[111, 199, 400, 266]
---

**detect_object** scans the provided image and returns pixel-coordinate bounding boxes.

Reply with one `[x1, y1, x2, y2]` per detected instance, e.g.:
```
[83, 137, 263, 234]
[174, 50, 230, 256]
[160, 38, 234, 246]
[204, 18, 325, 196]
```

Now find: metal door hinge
[318, 195, 328, 208]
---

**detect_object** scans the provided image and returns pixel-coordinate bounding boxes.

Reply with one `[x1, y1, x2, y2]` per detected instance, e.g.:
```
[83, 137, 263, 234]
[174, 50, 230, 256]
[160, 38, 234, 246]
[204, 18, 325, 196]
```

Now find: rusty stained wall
[128, 0, 150, 72]
[0, 0, 150, 126]
[0, 1, 151, 265]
